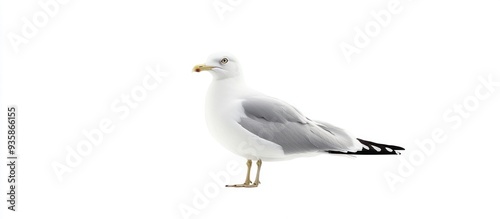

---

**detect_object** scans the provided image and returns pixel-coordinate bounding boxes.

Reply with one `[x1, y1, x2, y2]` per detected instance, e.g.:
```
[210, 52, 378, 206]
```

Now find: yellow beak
[192, 64, 214, 73]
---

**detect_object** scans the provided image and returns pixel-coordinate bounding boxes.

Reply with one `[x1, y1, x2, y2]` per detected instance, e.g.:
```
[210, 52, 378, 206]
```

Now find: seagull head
[192, 52, 242, 80]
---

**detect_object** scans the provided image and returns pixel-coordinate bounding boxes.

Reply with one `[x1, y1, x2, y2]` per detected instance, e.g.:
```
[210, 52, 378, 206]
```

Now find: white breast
[204, 77, 286, 161]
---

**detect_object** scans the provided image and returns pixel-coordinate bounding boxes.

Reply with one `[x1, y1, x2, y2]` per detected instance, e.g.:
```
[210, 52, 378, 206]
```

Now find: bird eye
[220, 57, 229, 65]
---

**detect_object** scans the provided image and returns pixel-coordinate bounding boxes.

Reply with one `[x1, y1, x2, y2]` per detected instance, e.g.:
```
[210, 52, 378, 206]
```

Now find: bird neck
[210, 75, 247, 94]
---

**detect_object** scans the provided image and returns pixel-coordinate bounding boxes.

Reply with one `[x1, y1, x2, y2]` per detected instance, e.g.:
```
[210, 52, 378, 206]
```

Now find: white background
[1, 0, 500, 218]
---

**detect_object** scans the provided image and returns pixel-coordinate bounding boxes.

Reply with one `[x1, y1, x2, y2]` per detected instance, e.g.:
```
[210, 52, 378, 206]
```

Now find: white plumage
[193, 52, 404, 187]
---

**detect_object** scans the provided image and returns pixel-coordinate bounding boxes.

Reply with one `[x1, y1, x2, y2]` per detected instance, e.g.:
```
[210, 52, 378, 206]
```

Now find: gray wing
[237, 96, 359, 154]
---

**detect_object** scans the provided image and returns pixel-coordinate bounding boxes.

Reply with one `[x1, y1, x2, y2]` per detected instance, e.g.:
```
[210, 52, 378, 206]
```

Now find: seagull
[192, 52, 404, 188]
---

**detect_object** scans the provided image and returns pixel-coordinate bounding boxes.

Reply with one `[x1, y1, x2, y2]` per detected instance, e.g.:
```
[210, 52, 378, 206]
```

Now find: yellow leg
[243, 159, 252, 185]
[226, 159, 258, 188]
[253, 159, 262, 186]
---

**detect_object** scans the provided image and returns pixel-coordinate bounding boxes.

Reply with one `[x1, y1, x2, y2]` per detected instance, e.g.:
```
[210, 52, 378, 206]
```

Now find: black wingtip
[357, 138, 405, 149]
[357, 138, 405, 154]
[326, 138, 404, 155]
